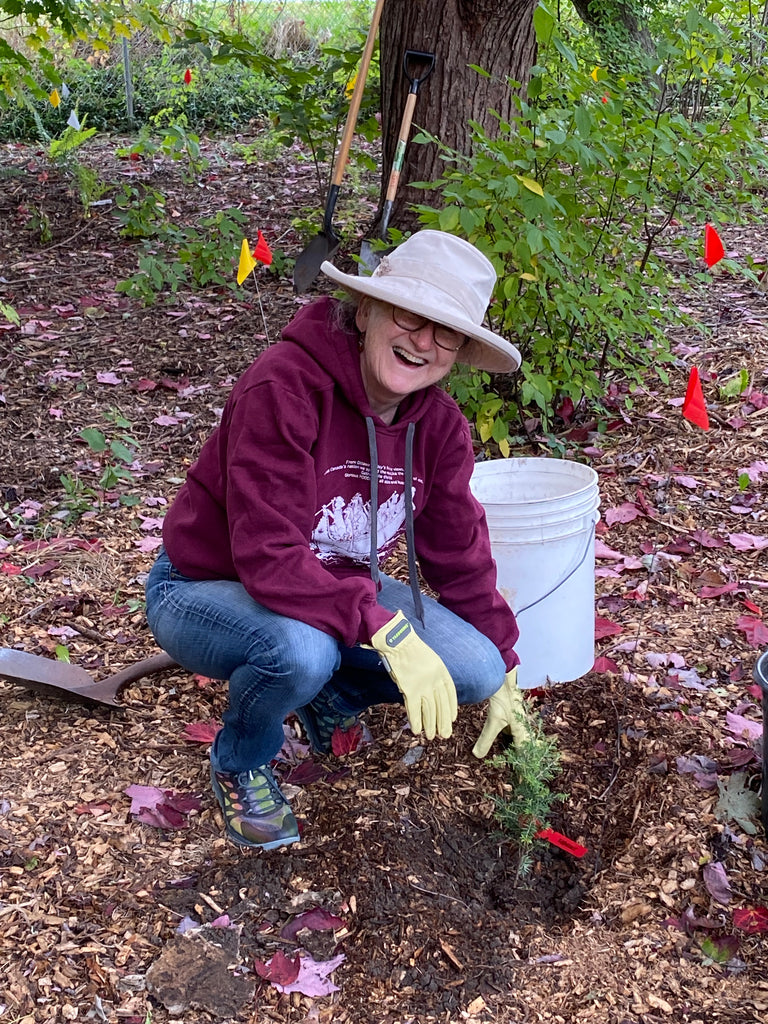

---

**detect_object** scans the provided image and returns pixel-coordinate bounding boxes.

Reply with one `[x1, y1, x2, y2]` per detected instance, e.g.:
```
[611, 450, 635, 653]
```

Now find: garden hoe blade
[293, 0, 386, 293]
[359, 50, 435, 274]
[0, 648, 177, 708]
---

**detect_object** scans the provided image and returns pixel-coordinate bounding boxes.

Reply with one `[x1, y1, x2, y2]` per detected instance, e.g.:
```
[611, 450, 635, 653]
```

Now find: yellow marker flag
[49, 89, 61, 108]
[590, 67, 600, 82]
[237, 238, 256, 285]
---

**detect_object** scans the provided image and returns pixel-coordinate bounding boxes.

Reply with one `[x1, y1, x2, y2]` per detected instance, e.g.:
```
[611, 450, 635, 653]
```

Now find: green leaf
[110, 440, 135, 465]
[552, 37, 579, 71]
[532, 4, 554, 45]
[80, 428, 107, 453]
[719, 368, 749, 398]
[574, 105, 592, 139]
[437, 206, 460, 232]
[525, 224, 545, 254]
[55, 645, 71, 663]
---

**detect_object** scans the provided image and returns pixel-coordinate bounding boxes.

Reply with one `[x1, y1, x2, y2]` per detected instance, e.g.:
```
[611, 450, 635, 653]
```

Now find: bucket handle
[516, 513, 598, 617]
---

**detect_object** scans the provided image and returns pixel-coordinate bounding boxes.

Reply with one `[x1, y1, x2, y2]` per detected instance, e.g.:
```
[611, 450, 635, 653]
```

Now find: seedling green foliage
[116, 206, 250, 303]
[413, 2, 768, 444]
[271, 40, 380, 204]
[489, 716, 564, 877]
[1, 301, 19, 325]
[114, 185, 167, 239]
[61, 409, 140, 517]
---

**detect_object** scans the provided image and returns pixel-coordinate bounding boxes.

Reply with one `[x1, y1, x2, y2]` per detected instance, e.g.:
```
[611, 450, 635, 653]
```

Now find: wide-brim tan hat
[320, 229, 521, 373]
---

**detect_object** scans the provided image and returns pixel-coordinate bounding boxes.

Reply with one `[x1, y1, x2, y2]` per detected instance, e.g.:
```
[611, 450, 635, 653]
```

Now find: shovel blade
[293, 230, 341, 293]
[0, 647, 121, 707]
[358, 240, 379, 275]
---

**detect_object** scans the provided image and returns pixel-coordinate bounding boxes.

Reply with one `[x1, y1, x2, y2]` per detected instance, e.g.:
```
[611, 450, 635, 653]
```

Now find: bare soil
[1, 137, 767, 1024]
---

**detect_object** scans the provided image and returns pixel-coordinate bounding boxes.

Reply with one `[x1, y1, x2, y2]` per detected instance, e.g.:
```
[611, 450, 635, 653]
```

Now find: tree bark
[375, 0, 538, 235]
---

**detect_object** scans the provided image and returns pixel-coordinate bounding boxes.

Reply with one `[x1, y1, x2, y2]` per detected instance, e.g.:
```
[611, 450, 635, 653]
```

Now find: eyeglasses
[391, 305, 467, 352]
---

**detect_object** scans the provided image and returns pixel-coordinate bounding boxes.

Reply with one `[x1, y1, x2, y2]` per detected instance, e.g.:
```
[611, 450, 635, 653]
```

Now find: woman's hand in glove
[472, 668, 534, 758]
[370, 610, 458, 740]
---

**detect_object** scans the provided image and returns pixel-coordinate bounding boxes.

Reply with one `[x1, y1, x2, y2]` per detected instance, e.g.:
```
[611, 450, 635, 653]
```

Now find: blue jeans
[145, 549, 505, 773]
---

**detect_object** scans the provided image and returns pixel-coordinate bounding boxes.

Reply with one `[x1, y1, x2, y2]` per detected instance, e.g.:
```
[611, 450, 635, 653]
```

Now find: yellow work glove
[370, 610, 458, 740]
[472, 668, 535, 758]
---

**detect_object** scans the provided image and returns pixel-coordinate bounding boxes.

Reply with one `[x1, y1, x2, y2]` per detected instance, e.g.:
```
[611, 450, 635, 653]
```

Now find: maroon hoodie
[162, 297, 519, 668]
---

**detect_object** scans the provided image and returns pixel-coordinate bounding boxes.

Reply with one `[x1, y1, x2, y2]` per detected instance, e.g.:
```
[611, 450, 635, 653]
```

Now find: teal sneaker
[210, 765, 300, 851]
[296, 687, 371, 755]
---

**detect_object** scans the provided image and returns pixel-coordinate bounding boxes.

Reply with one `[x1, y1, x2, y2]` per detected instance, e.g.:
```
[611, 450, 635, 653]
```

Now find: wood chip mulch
[1, 138, 767, 1024]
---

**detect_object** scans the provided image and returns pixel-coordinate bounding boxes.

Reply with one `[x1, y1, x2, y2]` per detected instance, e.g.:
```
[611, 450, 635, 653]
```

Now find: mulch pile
[1, 137, 767, 1024]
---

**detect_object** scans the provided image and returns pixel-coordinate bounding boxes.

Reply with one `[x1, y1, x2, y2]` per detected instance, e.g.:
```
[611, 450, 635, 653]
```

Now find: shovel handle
[378, 51, 435, 240]
[384, 90, 418, 205]
[331, 0, 386, 189]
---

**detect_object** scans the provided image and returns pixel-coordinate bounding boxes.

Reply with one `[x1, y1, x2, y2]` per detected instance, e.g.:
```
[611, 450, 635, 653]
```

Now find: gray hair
[331, 295, 362, 334]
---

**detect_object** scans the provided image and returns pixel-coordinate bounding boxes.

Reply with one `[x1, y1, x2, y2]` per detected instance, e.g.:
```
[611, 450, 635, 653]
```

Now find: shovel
[292, 0, 386, 293]
[0, 647, 178, 708]
[359, 50, 435, 274]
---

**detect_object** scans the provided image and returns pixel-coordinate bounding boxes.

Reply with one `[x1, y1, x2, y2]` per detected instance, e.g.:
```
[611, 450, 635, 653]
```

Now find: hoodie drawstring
[403, 422, 425, 626]
[365, 416, 425, 627]
[365, 416, 380, 592]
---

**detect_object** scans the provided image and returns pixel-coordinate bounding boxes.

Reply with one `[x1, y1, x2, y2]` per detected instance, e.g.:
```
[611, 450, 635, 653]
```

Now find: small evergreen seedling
[488, 714, 564, 877]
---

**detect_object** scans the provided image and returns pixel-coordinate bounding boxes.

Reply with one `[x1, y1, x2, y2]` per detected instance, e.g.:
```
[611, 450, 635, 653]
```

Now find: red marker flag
[704, 223, 724, 268]
[682, 366, 710, 430]
[535, 828, 587, 858]
[253, 229, 273, 266]
[183, 68, 192, 85]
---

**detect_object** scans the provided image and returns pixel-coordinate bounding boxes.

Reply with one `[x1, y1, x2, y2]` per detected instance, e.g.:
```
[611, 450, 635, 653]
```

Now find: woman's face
[355, 299, 462, 422]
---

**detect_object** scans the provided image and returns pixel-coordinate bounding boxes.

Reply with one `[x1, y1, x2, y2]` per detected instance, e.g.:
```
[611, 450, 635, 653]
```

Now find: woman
[145, 229, 532, 852]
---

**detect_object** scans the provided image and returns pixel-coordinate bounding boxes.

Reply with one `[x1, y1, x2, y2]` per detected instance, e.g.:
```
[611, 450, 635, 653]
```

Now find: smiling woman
[145, 228, 529, 853]
[353, 298, 462, 424]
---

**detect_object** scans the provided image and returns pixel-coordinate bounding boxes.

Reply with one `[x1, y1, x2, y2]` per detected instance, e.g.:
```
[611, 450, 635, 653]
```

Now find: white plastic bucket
[470, 457, 600, 689]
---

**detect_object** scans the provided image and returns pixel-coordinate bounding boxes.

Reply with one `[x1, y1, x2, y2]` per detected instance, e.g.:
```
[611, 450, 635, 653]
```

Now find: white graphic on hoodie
[310, 460, 411, 565]
[311, 490, 405, 565]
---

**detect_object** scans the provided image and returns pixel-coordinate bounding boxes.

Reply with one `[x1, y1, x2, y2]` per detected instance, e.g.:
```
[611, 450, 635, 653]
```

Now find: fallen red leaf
[736, 615, 768, 648]
[331, 722, 364, 756]
[728, 532, 768, 552]
[74, 801, 112, 816]
[742, 599, 762, 616]
[634, 487, 656, 516]
[691, 529, 725, 548]
[665, 537, 695, 555]
[285, 760, 329, 785]
[604, 502, 641, 526]
[556, 397, 575, 424]
[699, 583, 740, 599]
[732, 906, 768, 934]
[182, 719, 220, 744]
[280, 907, 345, 941]
[23, 559, 60, 579]
[592, 656, 620, 673]
[254, 950, 301, 986]
[595, 616, 623, 640]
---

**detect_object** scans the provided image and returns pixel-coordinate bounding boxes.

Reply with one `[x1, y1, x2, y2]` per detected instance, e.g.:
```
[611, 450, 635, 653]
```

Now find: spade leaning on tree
[145, 230, 534, 851]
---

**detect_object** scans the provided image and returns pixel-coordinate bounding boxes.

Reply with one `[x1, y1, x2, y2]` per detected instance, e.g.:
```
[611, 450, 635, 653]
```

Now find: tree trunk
[375, 0, 538, 235]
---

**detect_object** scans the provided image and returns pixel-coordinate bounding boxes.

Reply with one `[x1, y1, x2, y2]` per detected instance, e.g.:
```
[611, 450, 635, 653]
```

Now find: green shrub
[413, 2, 768, 447]
[115, 206, 250, 303]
